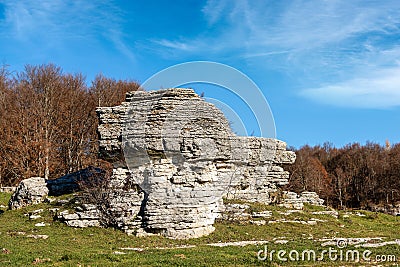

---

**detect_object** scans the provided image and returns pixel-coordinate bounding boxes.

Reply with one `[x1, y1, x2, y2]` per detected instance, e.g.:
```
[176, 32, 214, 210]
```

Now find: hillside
[0, 192, 398, 266]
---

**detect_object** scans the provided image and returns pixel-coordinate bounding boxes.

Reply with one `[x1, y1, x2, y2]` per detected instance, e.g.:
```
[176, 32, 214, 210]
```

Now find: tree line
[284, 142, 400, 209]
[0, 64, 139, 186]
[1, 63, 398, 211]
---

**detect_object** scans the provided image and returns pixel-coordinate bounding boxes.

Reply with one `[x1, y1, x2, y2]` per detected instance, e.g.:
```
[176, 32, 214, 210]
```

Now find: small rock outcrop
[368, 204, 400, 216]
[0, 187, 16, 193]
[58, 205, 101, 228]
[8, 177, 49, 210]
[300, 191, 325, 206]
[8, 167, 103, 210]
[279, 191, 324, 210]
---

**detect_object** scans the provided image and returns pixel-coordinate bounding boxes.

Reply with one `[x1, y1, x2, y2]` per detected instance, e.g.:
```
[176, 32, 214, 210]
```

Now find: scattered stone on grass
[311, 210, 339, 218]
[32, 258, 51, 264]
[6, 231, 26, 236]
[207, 240, 269, 247]
[174, 254, 186, 259]
[27, 234, 49, 239]
[113, 251, 127, 255]
[278, 210, 303, 216]
[320, 237, 384, 247]
[268, 219, 321, 225]
[249, 220, 266, 225]
[8, 177, 48, 210]
[355, 239, 400, 248]
[251, 211, 272, 218]
[274, 240, 289, 244]
[29, 215, 41, 220]
[2, 248, 11, 254]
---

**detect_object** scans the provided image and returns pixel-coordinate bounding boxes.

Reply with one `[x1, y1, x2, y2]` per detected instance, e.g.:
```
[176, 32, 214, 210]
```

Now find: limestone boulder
[278, 191, 325, 210]
[300, 191, 324, 206]
[8, 167, 104, 210]
[8, 177, 49, 210]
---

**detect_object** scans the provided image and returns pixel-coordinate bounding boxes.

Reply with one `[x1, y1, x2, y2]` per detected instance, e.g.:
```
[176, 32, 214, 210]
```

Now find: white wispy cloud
[198, 0, 400, 53]
[0, 0, 135, 61]
[242, 50, 292, 59]
[153, 39, 197, 52]
[301, 66, 400, 108]
[152, 0, 400, 108]
[201, 0, 229, 26]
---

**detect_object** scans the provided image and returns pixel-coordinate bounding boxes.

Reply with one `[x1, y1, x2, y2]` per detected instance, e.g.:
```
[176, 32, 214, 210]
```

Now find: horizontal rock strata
[8, 88, 298, 239]
[95, 88, 296, 238]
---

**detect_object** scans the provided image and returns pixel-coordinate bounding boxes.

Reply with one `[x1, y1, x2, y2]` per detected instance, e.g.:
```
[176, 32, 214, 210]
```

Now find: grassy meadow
[0, 192, 399, 266]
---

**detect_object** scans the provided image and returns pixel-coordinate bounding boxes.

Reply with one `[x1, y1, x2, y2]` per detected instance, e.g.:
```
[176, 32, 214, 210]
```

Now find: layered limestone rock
[300, 191, 325, 206]
[279, 191, 325, 210]
[9, 177, 49, 210]
[9, 88, 298, 239]
[94, 88, 296, 238]
[8, 167, 103, 210]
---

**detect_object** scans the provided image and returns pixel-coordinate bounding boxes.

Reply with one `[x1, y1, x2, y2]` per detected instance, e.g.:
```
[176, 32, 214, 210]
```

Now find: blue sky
[1, 0, 400, 148]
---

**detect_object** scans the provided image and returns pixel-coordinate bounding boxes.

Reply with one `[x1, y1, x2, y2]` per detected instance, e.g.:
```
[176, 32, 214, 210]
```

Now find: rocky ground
[0, 192, 399, 266]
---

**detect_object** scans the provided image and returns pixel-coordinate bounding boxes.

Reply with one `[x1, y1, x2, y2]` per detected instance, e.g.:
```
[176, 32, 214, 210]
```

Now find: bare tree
[0, 63, 139, 185]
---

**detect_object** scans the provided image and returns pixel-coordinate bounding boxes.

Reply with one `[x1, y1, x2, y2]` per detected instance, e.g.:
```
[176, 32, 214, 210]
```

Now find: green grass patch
[0, 192, 399, 266]
[0, 192, 12, 206]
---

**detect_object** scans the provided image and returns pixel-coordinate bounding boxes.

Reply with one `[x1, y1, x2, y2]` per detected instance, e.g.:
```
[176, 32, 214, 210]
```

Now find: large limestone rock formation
[8, 88, 297, 239]
[94, 88, 296, 238]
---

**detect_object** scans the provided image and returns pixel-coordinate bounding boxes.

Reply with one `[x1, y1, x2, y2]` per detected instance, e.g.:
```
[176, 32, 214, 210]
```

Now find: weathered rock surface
[368, 203, 400, 216]
[218, 203, 273, 222]
[218, 203, 251, 221]
[0, 187, 16, 193]
[299, 191, 325, 206]
[311, 210, 339, 218]
[8, 167, 104, 210]
[279, 191, 324, 210]
[8, 177, 49, 210]
[94, 88, 296, 238]
[9, 88, 299, 239]
[57, 205, 102, 228]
